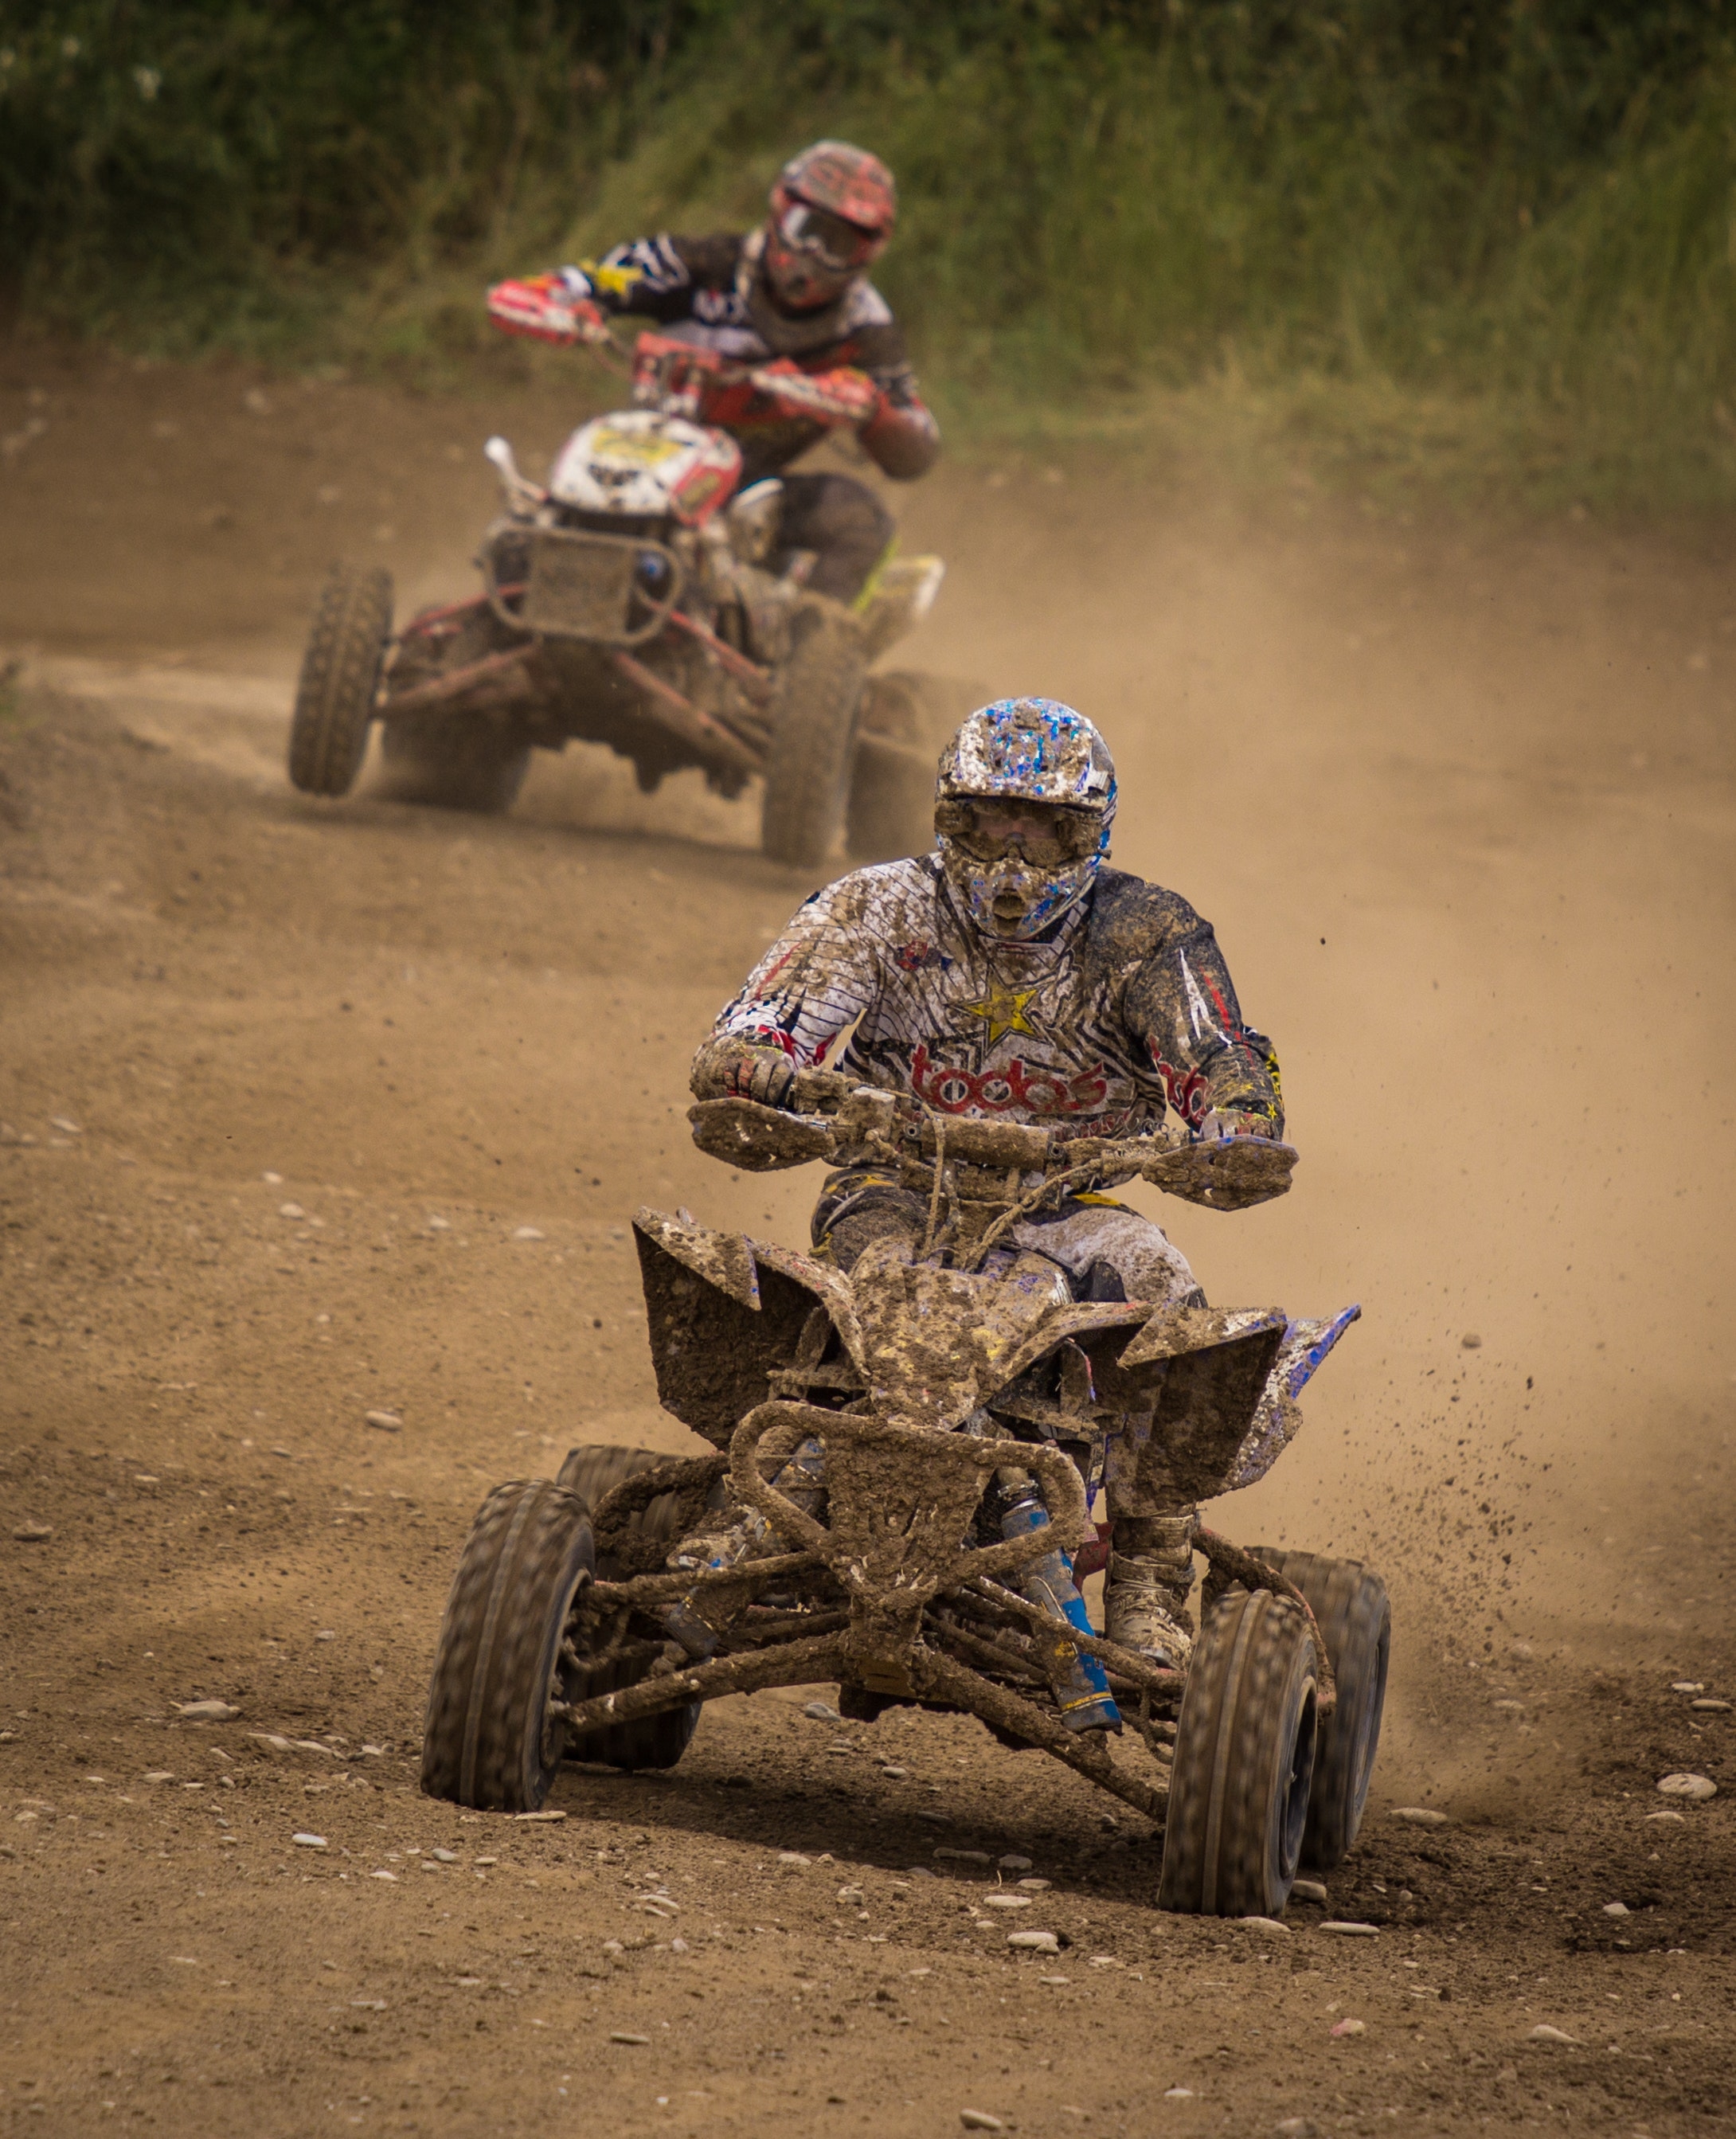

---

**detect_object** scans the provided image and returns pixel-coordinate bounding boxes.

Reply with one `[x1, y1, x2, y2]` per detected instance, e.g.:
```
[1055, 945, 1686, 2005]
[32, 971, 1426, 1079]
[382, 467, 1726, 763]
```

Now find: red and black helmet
[763, 140, 897, 310]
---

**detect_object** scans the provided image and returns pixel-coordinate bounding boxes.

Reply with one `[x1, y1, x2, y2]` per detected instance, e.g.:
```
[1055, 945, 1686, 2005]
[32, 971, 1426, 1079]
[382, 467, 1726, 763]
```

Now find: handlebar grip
[917, 1117, 1052, 1171]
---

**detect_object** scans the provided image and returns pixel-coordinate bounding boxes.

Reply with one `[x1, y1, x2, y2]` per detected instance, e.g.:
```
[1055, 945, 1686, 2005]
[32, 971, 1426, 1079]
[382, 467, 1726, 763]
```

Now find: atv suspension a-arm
[551, 1413, 1187, 1822]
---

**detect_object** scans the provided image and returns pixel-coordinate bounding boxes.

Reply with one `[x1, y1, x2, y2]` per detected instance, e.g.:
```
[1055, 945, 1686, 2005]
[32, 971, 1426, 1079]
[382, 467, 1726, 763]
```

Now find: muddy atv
[286, 330, 955, 866]
[420, 1083, 1390, 1918]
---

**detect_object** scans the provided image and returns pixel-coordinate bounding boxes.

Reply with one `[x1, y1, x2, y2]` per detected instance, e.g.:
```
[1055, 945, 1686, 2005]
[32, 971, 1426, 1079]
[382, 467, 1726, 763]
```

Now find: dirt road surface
[2, 348, 1733, 2135]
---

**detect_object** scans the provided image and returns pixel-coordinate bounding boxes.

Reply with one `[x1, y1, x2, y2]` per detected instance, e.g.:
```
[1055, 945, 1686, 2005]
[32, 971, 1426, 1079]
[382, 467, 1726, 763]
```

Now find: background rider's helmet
[934, 698, 1117, 941]
[762, 141, 897, 311]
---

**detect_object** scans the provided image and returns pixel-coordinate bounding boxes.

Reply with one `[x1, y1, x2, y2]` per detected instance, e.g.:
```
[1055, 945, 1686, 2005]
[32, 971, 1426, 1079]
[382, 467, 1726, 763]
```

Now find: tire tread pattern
[420, 1479, 593, 1812]
[1159, 1588, 1319, 1917]
[288, 561, 392, 797]
[1245, 1546, 1390, 1870]
[761, 605, 866, 868]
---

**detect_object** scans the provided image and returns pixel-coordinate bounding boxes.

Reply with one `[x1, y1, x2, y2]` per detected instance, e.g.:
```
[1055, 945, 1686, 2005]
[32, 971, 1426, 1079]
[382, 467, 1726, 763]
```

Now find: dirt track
[2, 347, 1734, 2135]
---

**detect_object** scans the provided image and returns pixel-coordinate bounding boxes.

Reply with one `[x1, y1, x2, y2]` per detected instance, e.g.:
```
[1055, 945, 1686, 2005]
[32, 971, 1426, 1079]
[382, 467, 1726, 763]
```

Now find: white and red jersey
[697, 857, 1283, 1139]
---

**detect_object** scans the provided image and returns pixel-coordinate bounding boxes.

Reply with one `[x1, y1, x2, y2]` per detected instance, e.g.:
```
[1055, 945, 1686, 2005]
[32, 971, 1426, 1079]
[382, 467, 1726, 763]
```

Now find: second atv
[287, 330, 952, 867]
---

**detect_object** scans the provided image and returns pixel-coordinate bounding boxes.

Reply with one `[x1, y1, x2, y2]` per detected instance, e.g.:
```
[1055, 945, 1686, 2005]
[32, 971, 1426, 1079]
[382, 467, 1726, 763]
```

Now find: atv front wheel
[1245, 1547, 1390, 1870]
[420, 1478, 592, 1812]
[1157, 1587, 1320, 1917]
[556, 1444, 701, 1773]
[378, 714, 532, 814]
[288, 561, 393, 796]
[760, 603, 866, 868]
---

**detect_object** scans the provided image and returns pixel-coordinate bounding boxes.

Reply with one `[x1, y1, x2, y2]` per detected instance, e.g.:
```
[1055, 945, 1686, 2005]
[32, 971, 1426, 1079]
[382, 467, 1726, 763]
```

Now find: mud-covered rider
[486, 140, 937, 605]
[690, 698, 1285, 1672]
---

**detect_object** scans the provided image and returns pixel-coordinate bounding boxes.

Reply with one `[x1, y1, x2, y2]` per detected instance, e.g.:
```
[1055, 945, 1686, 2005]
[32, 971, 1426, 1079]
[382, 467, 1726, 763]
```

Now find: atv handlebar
[687, 1084, 1297, 1214]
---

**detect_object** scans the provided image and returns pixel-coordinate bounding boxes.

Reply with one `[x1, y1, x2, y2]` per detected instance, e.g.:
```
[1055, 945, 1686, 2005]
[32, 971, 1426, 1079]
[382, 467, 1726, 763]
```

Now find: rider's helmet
[935, 699, 1117, 941]
[762, 141, 897, 311]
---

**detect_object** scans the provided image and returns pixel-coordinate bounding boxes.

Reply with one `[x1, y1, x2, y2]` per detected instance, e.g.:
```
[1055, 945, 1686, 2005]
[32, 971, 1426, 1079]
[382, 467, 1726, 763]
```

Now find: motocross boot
[996, 1471, 1120, 1734]
[1104, 1511, 1198, 1670]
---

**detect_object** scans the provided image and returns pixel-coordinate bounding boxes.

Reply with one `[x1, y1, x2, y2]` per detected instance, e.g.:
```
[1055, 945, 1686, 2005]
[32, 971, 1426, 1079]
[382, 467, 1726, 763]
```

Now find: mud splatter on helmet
[764, 141, 897, 311]
[934, 698, 1117, 940]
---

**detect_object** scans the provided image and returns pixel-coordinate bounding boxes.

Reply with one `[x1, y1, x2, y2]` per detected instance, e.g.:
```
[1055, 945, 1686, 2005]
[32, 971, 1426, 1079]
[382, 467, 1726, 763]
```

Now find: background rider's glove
[721, 1048, 799, 1110]
[750, 358, 884, 428]
[1196, 1105, 1280, 1143]
[487, 273, 608, 347]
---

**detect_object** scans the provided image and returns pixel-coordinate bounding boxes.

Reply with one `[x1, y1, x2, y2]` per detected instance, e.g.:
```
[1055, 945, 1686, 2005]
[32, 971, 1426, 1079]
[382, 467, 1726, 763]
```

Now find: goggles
[935, 796, 1103, 868]
[777, 201, 883, 273]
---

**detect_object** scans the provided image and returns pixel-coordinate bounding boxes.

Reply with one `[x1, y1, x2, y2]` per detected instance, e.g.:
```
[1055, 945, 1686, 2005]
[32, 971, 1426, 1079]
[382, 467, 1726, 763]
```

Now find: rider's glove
[751, 358, 884, 428]
[1196, 1105, 1278, 1144]
[721, 1048, 799, 1111]
[487, 274, 608, 347]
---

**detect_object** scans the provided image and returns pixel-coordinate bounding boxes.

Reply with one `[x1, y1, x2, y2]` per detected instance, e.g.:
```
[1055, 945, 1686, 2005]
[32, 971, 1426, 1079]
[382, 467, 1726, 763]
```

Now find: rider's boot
[997, 1471, 1120, 1734]
[1104, 1511, 1198, 1670]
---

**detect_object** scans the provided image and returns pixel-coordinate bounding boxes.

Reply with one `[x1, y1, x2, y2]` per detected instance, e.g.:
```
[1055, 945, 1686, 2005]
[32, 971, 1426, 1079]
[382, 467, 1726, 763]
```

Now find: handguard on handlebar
[686, 1088, 1297, 1210]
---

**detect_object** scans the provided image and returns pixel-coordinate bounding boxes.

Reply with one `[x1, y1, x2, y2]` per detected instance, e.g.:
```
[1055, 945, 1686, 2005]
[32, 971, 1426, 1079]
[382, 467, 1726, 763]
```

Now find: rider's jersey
[697, 856, 1283, 1140]
[568, 231, 939, 483]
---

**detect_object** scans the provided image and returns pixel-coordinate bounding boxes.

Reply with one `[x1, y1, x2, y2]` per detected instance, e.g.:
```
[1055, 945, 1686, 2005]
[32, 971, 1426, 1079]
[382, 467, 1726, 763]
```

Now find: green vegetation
[6, 2, 1736, 505]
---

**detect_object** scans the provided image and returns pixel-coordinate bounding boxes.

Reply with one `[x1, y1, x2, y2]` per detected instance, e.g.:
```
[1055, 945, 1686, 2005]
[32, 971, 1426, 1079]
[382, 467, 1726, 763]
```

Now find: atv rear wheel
[760, 603, 866, 868]
[420, 1478, 592, 1812]
[288, 561, 392, 797]
[1158, 1586, 1320, 1918]
[1245, 1547, 1390, 1870]
[556, 1444, 701, 1773]
[378, 714, 532, 814]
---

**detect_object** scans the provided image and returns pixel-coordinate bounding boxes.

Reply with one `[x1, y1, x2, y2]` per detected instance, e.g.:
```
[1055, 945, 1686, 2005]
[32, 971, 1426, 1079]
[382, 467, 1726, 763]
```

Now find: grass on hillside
[7, 4, 1736, 514]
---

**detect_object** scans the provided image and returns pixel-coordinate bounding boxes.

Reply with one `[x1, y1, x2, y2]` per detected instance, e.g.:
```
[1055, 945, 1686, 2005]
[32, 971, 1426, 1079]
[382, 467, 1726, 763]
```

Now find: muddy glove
[750, 358, 884, 428]
[721, 1048, 799, 1110]
[487, 272, 608, 347]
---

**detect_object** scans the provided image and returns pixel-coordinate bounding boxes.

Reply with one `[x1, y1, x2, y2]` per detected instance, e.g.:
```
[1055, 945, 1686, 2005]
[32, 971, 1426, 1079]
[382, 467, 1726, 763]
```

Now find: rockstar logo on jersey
[960, 979, 1042, 1048]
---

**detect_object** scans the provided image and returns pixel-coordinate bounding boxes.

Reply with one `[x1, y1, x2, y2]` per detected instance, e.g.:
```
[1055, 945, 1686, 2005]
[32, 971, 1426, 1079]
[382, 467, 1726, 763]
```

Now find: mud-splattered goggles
[935, 796, 1104, 868]
[777, 201, 884, 272]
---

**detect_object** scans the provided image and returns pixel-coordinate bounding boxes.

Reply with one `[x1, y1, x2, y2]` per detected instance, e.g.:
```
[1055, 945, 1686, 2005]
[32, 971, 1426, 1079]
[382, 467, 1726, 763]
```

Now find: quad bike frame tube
[610, 651, 761, 776]
[379, 644, 535, 718]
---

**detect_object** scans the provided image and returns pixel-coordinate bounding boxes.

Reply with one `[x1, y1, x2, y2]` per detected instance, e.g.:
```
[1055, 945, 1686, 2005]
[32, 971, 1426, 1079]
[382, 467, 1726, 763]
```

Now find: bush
[6, 2, 1736, 501]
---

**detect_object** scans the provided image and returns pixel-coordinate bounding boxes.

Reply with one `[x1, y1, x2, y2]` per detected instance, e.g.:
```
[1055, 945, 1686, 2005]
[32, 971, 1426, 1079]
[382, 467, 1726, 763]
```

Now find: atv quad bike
[421, 1082, 1390, 1918]
[286, 328, 951, 866]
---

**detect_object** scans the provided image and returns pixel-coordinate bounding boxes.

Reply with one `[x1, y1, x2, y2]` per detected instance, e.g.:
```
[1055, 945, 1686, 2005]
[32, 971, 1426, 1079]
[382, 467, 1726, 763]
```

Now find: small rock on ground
[1656, 1773, 1717, 1801]
[12, 1523, 53, 1543]
[1319, 1921, 1379, 1936]
[960, 2113, 1004, 2132]
[1528, 2025, 1579, 2045]
[1291, 1879, 1329, 1904]
[364, 1410, 402, 1431]
[1329, 2018, 1365, 2038]
[802, 1700, 841, 1722]
[1390, 1806, 1448, 1827]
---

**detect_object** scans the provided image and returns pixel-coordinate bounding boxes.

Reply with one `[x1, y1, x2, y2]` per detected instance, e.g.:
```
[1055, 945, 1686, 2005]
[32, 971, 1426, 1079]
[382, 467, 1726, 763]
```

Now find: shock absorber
[661, 1436, 827, 1660]
[996, 1468, 1120, 1734]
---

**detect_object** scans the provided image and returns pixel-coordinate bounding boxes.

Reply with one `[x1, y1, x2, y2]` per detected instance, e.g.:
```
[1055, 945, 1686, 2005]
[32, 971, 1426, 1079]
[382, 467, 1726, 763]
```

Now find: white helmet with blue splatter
[934, 697, 1117, 940]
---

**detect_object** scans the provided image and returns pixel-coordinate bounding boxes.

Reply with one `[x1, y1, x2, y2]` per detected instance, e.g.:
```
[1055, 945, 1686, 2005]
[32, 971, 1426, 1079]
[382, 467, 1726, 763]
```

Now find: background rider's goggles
[778, 201, 882, 272]
[935, 798, 1102, 866]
